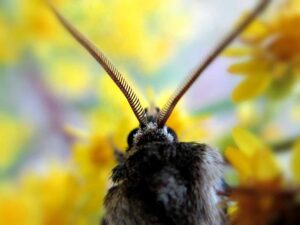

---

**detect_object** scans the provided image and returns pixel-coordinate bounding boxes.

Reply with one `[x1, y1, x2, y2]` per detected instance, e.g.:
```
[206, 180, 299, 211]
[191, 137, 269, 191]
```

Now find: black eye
[167, 127, 178, 141]
[127, 128, 139, 146]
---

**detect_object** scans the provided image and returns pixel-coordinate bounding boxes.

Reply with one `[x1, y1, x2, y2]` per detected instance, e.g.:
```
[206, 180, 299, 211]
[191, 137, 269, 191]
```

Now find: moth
[49, 1, 271, 224]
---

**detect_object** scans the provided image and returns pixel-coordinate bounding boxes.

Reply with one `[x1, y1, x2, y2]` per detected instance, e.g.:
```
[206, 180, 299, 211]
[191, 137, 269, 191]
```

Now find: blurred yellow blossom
[225, 127, 281, 184]
[70, 131, 113, 219]
[0, 183, 40, 225]
[21, 0, 64, 41]
[72, 133, 115, 175]
[24, 168, 81, 225]
[226, 0, 300, 102]
[0, 164, 109, 225]
[0, 0, 69, 63]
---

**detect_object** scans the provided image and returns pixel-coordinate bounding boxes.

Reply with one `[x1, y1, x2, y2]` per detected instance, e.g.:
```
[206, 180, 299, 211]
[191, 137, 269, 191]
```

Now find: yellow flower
[21, 0, 62, 40]
[72, 132, 115, 175]
[0, 0, 69, 63]
[226, 0, 300, 102]
[225, 127, 281, 184]
[0, 183, 40, 225]
[18, 164, 108, 225]
[0, 0, 70, 63]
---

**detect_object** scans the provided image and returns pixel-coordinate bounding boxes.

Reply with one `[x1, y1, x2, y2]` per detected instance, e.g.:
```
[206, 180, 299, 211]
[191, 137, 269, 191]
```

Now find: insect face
[127, 106, 178, 147]
[128, 122, 177, 147]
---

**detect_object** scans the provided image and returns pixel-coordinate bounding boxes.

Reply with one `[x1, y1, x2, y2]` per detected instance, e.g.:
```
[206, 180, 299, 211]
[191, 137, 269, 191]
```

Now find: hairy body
[103, 124, 224, 225]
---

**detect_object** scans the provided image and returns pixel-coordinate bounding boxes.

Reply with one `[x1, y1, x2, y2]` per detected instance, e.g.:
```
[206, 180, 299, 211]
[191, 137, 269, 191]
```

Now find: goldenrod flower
[226, 0, 300, 102]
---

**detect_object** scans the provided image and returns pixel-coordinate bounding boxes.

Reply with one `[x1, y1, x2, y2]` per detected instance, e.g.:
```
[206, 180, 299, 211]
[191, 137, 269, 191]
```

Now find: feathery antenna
[47, 2, 147, 125]
[157, 0, 272, 127]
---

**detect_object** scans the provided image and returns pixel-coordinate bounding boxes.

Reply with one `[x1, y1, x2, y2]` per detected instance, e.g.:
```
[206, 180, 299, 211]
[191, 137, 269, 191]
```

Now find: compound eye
[167, 127, 178, 141]
[127, 128, 139, 146]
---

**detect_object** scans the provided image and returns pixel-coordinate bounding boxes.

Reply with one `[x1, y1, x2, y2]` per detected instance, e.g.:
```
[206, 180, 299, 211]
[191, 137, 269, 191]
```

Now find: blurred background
[0, 0, 300, 224]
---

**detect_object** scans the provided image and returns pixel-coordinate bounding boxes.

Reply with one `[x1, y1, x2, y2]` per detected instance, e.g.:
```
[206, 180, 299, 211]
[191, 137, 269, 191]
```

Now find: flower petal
[232, 75, 271, 102]
[223, 47, 252, 57]
[225, 146, 252, 179]
[228, 60, 268, 75]
[241, 18, 269, 43]
[232, 127, 268, 158]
